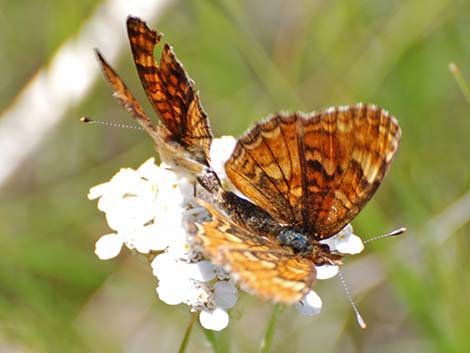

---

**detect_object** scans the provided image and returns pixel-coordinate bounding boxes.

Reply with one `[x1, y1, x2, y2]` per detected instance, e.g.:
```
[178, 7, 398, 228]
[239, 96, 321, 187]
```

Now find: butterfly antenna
[80, 117, 144, 131]
[338, 269, 367, 330]
[363, 227, 407, 244]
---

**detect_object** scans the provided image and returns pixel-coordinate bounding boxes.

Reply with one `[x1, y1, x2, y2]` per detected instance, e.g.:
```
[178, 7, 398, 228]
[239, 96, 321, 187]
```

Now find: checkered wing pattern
[194, 201, 316, 304]
[127, 16, 212, 166]
[225, 105, 401, 239]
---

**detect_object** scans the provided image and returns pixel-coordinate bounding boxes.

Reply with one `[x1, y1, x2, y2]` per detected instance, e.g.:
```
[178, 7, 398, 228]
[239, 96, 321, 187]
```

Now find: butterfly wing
[224, 104, 401, 238]
[194, 201, 316, 304]
[224, 113, 304, 227]
[126, 16, 212, 166]
[95, 50, 162, 140]
[301, 105, 401, 237]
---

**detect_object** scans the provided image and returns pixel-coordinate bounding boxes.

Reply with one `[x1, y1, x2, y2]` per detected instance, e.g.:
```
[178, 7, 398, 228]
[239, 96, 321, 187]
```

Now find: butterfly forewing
[195, 201, 316, 303]
[225, 104, 401, 239]
[224, 114, 304, 227]
[95, 50, 161, 141]
[126, 16, 212, 166]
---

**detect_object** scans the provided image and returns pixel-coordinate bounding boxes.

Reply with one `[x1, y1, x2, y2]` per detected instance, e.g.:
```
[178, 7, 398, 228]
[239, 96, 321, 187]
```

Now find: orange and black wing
[194, 201, 316, 304]
[126, 16, 212, 166]
[224, 104, 401, 238]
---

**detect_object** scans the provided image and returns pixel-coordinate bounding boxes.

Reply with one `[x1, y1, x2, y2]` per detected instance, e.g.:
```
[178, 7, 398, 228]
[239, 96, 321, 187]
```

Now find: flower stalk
[178, 312, 198, 353]
[259, 304, 284, 353]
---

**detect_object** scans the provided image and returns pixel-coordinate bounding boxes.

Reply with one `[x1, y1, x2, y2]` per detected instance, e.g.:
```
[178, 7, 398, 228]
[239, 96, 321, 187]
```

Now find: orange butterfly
[194, 105, 401, 303]
[96, 17, 401, 305]
[96, 16, 212, 176]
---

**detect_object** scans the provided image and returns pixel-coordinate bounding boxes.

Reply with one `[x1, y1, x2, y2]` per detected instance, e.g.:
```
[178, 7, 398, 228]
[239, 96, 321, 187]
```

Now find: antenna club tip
[449, 62, 458, 73]
[356, 312, 367, 330]
[80, 117, 92, 123]
[393, 227, 407, 236]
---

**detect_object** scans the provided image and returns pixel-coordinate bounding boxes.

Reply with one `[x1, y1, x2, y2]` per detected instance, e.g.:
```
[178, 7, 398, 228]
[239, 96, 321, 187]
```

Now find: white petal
[96, 169, 148, 212]
[136, 157, 157, 177]
[335, 233, 364, 254]
[320, 224, 364, 254]
[296, 290, 322, 316]
[214, 281, 238, 309]
[187, 261, 216, 282]
[88, 182, 109, 200]
[151, 253, 185, 280]
[105, 196, 155, 231]
[154, 211, 187, 244]
[135, 223, 173, 253]
[315, 265, 339, 280]
[199, 307, 229, 331]
[155, 180, 192, 211]
[156, 278, 188, 305]
[96, 193, 117, 213]
[210, 136, 236, 180]
[95, 233, 123, 260]
[154, 216, 187, 245]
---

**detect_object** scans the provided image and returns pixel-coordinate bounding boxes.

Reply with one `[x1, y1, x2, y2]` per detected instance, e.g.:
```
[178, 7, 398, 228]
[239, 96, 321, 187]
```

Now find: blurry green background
[1, 0, 469, 352]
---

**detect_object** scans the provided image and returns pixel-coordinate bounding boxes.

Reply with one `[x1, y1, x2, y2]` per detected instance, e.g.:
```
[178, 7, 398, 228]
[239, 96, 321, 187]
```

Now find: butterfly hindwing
[194, 201, 316, 304]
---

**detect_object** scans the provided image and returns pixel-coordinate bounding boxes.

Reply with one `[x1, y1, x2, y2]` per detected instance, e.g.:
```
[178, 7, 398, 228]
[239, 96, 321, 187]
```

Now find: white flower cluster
[89, 137, 365, 330]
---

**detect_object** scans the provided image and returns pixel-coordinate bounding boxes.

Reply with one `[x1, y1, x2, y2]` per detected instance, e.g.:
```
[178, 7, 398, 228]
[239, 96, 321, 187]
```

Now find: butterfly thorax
[276, 227, 343, 265]
[276, 227, 312, 252]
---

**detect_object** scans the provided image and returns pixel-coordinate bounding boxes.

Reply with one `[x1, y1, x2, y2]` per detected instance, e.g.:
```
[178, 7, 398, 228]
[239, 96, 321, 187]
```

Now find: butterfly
[95, 17, 401, 305]
[96, 16, 212, 176]
[194, 105, 401, 303]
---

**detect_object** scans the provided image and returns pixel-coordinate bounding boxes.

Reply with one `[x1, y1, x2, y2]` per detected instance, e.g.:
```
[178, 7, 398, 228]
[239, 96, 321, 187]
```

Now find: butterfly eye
[320, 243, 331, 252]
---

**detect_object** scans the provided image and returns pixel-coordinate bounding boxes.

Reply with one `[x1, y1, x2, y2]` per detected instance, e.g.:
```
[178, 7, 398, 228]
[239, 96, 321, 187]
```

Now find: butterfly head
[276, 226, 343, 266]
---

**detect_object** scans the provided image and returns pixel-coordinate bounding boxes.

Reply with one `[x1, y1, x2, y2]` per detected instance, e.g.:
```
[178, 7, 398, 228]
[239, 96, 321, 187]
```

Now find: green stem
[177, 312, 198, 353]
[203, 328, 221, 353]
[259, 304, 284, 353]
[449, 62, 470, 104]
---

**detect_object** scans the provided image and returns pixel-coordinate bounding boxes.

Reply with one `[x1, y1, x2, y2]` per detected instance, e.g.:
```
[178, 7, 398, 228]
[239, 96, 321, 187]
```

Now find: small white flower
[315, 264, 339, 280]
[136, 157, 163, 178]
[296, 290, 322, 316]
[209, 136, 248, 200]
[89, 155, 366, 331]
[214, 281, 238, 309]
[103, 193, 155, 232]
[156, 278, 190, 305]
[209, 136, 236, 184]
[151, 252, 188, 281]
[186, 261, 217, 282]
[89, 158, 196, 259]
[185, 280, 213, 309]
[134, 224, 169, 253]
[90, 167, 151, 214]
[321, 224, 364, 255]
[94, 233, 123, 260]
[199, 307, 230, 331]
[88, 182, 109, 200]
